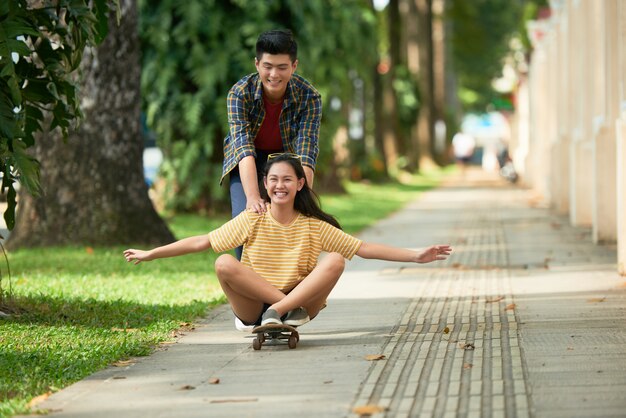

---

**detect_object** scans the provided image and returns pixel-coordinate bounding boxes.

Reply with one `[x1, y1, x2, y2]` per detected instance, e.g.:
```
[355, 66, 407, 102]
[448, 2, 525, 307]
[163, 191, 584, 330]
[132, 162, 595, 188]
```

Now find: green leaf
[10, 139, 40, 196]
[3, 183, 16, 230]
[93, 0, 111, 43]
[0, 91, 18, 139]
[1, 15, 41, 38]
[6, 38, 33, 57]
[7, 75, 22, 104]
[21, 79, 57, 104]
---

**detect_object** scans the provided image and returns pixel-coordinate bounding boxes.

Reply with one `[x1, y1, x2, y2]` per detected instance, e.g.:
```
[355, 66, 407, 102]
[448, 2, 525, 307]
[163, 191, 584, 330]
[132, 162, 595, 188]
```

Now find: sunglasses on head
[268, 152, 302, 161]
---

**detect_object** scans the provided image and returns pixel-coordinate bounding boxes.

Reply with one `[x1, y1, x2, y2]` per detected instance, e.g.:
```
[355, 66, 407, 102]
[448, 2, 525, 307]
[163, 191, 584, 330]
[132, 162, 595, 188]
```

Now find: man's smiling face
[255, 53, 298, 102]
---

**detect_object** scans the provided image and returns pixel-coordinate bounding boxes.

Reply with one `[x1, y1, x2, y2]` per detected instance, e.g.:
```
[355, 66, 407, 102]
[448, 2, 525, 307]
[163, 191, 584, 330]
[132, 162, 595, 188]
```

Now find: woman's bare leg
[270, 252, 345, 319]
[215, 254, 286, 324]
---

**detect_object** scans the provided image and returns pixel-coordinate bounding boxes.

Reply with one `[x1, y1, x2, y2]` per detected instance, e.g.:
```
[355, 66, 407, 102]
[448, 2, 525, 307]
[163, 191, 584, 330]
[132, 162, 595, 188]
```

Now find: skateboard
[251, 323, 300, 350]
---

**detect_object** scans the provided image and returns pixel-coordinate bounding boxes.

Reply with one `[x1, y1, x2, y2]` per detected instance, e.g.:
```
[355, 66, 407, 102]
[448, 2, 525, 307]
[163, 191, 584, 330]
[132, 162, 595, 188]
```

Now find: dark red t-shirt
[254, 96, 283, 151]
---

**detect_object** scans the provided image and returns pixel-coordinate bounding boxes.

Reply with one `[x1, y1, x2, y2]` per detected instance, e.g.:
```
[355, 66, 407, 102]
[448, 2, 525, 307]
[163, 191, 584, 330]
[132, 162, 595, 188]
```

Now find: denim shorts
[236, 303, 271, 327]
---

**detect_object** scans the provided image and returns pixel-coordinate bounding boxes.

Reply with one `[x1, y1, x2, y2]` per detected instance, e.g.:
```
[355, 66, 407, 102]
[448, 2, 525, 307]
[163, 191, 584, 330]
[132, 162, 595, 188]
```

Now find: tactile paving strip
[352, 216, 530, 418]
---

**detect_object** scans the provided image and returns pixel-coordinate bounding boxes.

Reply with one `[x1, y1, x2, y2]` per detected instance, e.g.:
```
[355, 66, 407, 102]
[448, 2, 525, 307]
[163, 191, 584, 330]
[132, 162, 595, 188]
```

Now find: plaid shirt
[220, 72, 322, 184]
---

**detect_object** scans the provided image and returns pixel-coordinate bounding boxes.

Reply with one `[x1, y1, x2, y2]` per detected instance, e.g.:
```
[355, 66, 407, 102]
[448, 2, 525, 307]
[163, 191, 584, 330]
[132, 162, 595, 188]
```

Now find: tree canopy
[0, 0, 117, 229]
[446, 0, 524, 111]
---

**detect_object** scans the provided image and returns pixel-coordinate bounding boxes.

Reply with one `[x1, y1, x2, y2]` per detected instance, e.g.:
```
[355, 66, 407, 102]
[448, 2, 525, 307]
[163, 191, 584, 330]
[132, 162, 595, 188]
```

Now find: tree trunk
[412, 0, 437, 170]
[381, 0, 404, 175]
[7, 0, 175, 249]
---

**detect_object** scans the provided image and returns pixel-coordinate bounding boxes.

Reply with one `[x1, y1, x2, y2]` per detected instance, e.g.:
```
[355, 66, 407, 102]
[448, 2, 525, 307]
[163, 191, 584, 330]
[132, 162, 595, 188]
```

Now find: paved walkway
[24, 169, 626, 418]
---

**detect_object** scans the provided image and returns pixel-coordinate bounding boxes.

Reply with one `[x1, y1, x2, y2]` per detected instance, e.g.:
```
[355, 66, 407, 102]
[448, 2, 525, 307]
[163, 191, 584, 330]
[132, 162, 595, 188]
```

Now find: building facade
[512, 0, 626, 275]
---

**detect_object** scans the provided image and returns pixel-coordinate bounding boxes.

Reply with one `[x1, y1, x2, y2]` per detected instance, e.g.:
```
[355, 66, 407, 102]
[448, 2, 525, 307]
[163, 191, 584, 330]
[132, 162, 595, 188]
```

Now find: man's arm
[295, 93, 321, 186]
[239, 156, 267, 213]
[303, 165, 314, 188]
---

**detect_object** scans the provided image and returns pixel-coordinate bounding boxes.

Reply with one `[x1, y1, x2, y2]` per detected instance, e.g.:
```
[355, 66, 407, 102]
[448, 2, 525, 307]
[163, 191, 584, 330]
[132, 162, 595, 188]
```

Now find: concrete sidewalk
[25, 169, 626, 418]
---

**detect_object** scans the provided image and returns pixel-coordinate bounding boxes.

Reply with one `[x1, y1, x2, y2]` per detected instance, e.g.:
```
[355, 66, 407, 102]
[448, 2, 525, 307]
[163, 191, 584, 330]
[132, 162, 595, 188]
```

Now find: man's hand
[416, 245, 452, 263]
[246, 195, 268, 214]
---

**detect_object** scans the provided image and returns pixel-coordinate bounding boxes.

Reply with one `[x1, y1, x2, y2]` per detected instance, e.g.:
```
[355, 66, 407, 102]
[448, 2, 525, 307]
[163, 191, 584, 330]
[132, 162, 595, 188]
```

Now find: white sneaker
[234, 317, 254, 332]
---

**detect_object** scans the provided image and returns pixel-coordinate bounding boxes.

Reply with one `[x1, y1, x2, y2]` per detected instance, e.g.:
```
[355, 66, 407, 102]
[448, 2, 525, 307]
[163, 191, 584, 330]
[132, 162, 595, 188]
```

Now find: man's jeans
[228, 150, 275, 259]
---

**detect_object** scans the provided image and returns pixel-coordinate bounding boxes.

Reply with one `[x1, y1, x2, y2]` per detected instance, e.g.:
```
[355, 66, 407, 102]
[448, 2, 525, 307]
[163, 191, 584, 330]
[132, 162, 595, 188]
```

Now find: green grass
[0, 168, 446, 417]
[322, 168, 449, 235]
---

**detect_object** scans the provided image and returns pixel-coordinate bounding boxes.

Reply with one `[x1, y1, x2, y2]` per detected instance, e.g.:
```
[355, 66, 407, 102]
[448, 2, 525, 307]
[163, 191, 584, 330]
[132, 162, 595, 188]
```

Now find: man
[220, 29, 322, 259]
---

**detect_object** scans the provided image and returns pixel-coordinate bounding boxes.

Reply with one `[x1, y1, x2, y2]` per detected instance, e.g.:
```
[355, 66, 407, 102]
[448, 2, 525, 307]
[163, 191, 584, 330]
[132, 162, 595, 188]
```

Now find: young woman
[123, 154, 451, 329]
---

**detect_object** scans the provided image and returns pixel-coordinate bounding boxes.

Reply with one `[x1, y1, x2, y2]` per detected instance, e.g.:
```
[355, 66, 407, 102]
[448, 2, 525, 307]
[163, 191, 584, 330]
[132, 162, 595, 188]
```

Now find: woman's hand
[416, 245, 452, 263]
[123, 249, 153, 265]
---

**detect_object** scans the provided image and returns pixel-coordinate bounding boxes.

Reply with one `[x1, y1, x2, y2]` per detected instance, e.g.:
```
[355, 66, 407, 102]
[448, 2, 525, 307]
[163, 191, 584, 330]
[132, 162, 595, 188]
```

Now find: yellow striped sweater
[208, 209, 362, 291]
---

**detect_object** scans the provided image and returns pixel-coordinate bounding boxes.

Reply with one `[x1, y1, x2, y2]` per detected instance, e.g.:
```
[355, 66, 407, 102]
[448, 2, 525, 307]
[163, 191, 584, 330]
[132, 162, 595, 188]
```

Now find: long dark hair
[263, 154, 342, 229]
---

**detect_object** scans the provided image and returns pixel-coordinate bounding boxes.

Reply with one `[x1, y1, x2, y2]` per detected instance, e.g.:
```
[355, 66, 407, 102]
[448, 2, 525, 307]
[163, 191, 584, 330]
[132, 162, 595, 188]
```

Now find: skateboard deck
[251, 323, 300, 350]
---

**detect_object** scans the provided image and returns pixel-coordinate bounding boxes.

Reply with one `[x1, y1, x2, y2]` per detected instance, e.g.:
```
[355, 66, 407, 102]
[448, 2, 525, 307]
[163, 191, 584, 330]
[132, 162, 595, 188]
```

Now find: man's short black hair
[256, 29, 297, 62]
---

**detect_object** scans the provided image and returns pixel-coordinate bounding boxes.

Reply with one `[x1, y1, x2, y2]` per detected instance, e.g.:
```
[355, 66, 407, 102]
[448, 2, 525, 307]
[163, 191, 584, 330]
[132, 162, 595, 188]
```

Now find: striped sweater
[208, 209, 362, 291]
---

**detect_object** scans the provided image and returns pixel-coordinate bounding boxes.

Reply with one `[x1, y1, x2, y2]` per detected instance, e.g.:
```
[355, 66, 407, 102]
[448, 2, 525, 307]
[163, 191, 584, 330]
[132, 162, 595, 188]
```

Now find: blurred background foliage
[1, 0, 547, 220]
[139, 0, 378, 212]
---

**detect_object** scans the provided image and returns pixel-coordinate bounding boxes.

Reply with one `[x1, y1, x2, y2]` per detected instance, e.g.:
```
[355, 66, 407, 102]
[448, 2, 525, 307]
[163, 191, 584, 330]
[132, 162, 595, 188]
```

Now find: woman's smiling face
[264, 161, 305, 206]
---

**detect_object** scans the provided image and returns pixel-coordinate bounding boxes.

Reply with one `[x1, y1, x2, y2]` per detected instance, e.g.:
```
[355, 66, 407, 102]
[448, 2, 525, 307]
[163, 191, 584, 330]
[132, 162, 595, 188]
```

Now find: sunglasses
[268, 152, 302, 161]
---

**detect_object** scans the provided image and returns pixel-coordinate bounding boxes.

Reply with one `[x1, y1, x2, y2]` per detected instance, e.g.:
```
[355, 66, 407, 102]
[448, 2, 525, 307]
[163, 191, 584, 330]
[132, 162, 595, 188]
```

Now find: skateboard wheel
[288, 335, 297, 349]
[252, 337, 262, 350]
[257, 333, 266, 344]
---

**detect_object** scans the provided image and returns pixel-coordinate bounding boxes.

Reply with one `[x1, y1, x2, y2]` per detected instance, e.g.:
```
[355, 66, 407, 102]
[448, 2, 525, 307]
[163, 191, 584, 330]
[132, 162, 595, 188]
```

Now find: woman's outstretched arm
[356, 242, 451, 264]
[123, 235, 211, 264]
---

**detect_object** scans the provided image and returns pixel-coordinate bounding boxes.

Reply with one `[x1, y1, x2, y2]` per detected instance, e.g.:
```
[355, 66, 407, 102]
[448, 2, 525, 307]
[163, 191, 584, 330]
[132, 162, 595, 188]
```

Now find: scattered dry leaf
[27, 392, 51, 409]
[208, 377, 220, 385]
[365, 354, 386, 361]
[587, 297, 606, 303]
[459, 343, 475, 351]
[353, 404, 387, 415]
[112, 360, 135, 367]
[505, 303, 516, 311]
[443, 326, 450, 334]
[111, 328, 138, 333]
[463, 363, 473, 369]
[85, 246, 94, 254]
[210, 398, 258, 404]
[485, 296, 504, 303]
[113, 376, 126, 380]
[566, 347, 574, 351]
[180, 385, 195, 390]
[323, 380, 333, 384]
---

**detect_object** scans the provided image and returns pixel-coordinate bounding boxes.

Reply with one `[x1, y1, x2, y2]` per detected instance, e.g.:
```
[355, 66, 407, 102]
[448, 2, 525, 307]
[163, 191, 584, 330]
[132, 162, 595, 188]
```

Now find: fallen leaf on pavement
[353, 404, 387, 415]
[443, 326, 450, 334]
[210, 398, 258, 404]
[505, 303, 516, 311]
[112, 360, 135, 367]
[485, 296, 504, 303]
[180, 385, 195, 390]
[208, 377, 220, 384]
[587, 297, 606, 303]
[459, 343, 475, 351]
[365, 354, 386, 361]
[463, 363, 473, 369]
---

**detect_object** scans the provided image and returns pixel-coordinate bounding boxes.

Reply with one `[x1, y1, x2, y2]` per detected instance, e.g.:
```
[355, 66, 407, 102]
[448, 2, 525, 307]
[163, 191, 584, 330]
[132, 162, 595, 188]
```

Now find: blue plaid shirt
[220, 72, 322, 184]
